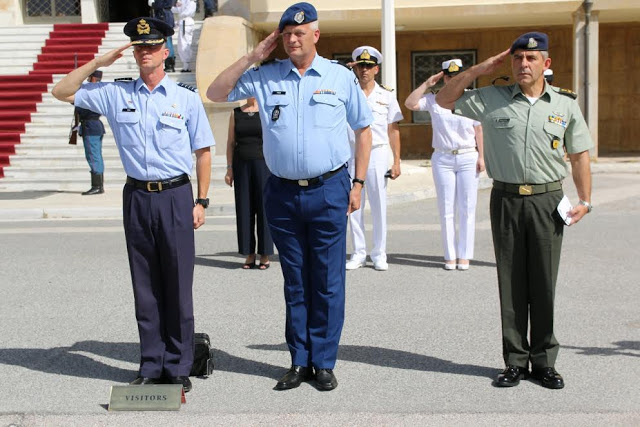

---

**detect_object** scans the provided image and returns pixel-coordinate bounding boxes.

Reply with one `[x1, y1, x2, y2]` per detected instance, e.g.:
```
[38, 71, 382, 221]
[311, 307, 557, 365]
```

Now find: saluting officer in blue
[208, 2, 373, 391]
[52, 17, 214, 393]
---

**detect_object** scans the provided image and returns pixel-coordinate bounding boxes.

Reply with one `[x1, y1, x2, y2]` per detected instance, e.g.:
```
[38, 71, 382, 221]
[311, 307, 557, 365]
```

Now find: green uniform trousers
[490, 187, 564, 369]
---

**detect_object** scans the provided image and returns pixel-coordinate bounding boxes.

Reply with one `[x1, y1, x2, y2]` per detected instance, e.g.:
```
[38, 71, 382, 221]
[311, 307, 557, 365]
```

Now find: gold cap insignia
[361, 50, 371, 60]
[137, 19, 150, 35]
[527, 37, 538, 49]
[448, 62, 459, 73]
[294, 10, 305, 24]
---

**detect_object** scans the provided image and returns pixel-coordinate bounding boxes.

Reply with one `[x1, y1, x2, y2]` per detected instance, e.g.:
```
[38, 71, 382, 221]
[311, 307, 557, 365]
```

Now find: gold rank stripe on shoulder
[314, 89, 336, 95]
[380, 84, 394, 92]
[548, 115, 567, 128]
[376, 101, 389, 106]
[558, 87, 577, 99]
[162, 111, 185, 120]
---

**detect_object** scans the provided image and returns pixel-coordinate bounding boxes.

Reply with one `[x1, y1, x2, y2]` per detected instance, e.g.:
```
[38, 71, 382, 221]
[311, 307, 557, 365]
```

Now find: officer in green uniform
[436, 32, 593, 389]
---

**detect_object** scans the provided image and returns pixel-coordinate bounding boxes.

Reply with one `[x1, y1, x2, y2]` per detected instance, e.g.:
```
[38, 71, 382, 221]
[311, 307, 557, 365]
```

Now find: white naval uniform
[171, 0, 196, 70]
[348, 82, 403, 265]
[419, 92, 481, 261]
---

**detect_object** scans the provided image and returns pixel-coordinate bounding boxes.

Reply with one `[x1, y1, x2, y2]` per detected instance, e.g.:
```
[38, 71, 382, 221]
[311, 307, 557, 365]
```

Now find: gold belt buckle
[518, 185, 533, 195]
[146, 181, 163, 192]
[451, 149, 459, 155]
[297, 179, 309, 187]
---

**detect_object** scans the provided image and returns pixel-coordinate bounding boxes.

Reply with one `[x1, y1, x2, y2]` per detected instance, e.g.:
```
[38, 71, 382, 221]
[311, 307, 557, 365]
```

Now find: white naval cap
[442, 59, 463, 75]
[544, 69, 554, 76]
[352, 46, 383, 65]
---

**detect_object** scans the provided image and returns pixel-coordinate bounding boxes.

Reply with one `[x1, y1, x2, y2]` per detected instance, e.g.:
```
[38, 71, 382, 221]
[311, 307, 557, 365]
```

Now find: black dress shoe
[494, 365, 529, 387]
[168, 376, 192, 393]
[130, 376, 163, 385]
[315, 368, 338, 391]
[274, 365, 312, 390]
[531, 367, 565, 389]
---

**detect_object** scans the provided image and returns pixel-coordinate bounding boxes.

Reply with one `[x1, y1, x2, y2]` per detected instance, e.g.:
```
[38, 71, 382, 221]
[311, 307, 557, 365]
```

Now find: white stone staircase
[0, 21, 222, 192]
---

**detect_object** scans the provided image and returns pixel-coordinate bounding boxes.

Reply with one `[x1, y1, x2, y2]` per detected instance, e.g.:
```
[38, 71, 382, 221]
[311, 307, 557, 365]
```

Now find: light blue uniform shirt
[75, 75, 215, 181]
[228, 54, 373, 180]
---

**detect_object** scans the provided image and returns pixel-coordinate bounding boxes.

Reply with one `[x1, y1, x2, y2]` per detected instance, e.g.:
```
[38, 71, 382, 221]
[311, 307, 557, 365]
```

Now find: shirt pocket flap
[116, 111, 140, 124]
[312, 93, 340, 106]
[266, 94, 291, 106]
[543, 120, 566, 138]
[159, 115, 186, 130]
[491, 116, 514, 129]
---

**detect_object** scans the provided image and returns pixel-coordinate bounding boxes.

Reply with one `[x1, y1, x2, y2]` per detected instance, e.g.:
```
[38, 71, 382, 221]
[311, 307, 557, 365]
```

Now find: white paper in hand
[557, 195, 573, 225]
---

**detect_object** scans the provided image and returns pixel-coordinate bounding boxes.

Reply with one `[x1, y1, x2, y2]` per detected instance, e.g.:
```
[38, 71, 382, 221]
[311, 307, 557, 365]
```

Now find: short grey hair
[309, 20, 319, 31]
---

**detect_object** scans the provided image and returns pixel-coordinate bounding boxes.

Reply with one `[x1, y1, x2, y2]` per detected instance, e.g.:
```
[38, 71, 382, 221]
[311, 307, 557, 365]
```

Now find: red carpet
[0, 23, 108, 179]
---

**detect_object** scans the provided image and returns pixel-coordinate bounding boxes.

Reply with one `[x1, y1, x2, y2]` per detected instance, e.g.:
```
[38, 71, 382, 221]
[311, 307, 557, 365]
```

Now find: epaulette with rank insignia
[330, 59, 351, 70]
[555, 87, 577, 99]
[114, 77, 134, 82]
[177, 82, 197, 93]
[253, 58, 277, 71]
[380, 84, 394, 92]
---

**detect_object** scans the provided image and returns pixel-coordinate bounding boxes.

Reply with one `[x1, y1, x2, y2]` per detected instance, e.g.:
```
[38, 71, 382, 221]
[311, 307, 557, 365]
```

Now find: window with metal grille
[25, 0, 80, 17]
[411, 50, 476, 123]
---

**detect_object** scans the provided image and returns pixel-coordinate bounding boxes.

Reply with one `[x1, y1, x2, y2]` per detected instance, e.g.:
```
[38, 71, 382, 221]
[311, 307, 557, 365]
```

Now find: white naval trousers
[431, 150, 479, 261]
[177, 17, 194, 69]
[348, 144, 389, 264]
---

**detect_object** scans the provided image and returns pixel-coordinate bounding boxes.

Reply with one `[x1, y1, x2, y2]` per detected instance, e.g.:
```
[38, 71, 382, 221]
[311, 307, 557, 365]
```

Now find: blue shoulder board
[177, 82, 197, 93]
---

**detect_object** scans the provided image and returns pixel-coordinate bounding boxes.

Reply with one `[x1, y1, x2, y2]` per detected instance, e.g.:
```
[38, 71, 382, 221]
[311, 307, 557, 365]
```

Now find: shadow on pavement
[564, 340, 640, 358]
[196, 252, 280, 270]
[0, 341, 137, 382]
[0, 341, 284, 381]
[388, 253, 496, 269]
[248, 343, 496, 379]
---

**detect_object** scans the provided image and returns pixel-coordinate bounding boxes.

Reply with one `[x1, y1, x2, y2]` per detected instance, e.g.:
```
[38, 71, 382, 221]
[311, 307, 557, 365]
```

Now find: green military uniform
[454, 82, 592, 369]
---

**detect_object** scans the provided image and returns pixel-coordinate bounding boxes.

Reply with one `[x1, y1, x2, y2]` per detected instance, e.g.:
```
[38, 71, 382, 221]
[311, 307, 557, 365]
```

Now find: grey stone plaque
[108, 384, 185, 411]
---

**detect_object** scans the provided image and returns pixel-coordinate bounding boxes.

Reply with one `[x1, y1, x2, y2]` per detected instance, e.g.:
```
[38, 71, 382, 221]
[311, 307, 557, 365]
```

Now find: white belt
[433, 147, 477, 155]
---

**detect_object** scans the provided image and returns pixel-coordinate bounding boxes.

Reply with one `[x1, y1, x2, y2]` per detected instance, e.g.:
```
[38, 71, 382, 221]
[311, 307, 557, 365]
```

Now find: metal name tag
[108, 384, 184, 411]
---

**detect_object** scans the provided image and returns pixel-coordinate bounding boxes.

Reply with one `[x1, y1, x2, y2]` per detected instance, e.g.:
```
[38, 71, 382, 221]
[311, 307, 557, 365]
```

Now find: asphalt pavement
[0, 157, 638, 426]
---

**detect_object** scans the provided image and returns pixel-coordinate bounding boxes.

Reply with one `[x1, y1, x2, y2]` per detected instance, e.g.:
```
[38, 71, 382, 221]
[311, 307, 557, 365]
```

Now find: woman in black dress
[225, 97, 274, 269]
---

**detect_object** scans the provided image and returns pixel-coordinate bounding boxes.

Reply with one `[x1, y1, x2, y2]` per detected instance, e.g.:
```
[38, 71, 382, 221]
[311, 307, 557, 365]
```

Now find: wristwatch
[578, 199, 592, 213]
[195, 198, 209, 209]
[352, 178, 365, 186]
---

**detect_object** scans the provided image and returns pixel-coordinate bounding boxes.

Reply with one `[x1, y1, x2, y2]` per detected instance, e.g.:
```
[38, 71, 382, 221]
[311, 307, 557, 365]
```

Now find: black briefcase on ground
[190, 332, 215, 377]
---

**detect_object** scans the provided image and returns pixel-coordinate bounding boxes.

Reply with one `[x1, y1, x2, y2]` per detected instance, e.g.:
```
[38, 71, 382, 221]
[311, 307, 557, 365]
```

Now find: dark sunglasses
[356, 63, 378, 69]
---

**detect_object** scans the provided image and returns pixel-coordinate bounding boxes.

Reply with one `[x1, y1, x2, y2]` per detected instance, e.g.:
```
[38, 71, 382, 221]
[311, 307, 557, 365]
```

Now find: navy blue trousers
[123, 182, 195, 378]
[264, 167, 350, 369]
[233, 157, 273, 256]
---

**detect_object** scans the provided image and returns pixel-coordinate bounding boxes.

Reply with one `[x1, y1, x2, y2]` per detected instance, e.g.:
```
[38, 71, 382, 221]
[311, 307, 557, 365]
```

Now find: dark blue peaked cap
[510, 32, 549, 54]
[124, 17, 174, 46]
[278, 2, 318, 32]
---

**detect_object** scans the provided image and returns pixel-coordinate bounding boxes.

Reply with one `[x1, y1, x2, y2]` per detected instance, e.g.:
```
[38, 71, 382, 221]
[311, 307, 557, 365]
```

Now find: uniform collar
[281, 54, 327, 78]
[134, 73, 174, 95]
[511, 80, 552, 102]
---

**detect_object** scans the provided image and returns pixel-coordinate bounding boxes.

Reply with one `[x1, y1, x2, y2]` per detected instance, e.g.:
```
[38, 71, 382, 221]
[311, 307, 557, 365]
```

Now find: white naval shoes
[373, 260, 389, 271]
[457, 263, 470, 271]
[444, 263, 456, 271]
[346, 258, 366, 270]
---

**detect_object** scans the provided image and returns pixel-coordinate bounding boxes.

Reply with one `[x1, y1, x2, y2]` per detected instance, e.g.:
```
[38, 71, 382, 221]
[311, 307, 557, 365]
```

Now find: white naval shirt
[419, 92, 479, 151]
[349, 82, 403, 148]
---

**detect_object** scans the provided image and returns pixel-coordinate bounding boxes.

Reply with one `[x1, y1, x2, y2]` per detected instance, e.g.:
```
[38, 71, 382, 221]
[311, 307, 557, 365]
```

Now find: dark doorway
[109, 0, 150, 22]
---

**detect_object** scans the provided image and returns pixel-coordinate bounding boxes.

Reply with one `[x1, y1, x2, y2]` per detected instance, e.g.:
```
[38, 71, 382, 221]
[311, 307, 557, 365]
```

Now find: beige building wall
[0, 0, 23, 26]
[197, 16, 265, 153]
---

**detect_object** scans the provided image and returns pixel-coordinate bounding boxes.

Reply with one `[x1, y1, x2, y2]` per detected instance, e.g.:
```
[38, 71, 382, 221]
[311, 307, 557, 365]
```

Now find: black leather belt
[126, 174, 190, 192]
[493, 180, 562, 196]
[278, 165, 344, 187]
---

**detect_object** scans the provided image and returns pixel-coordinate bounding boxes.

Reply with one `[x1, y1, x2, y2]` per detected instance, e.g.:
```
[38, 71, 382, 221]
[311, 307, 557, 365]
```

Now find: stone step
[0, 25, 52, 35]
